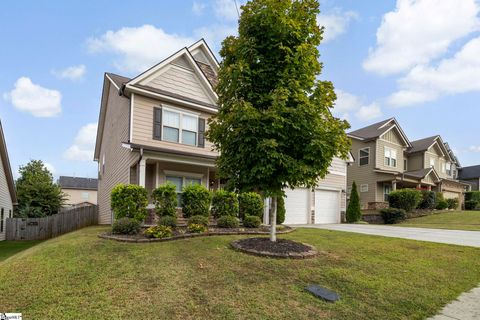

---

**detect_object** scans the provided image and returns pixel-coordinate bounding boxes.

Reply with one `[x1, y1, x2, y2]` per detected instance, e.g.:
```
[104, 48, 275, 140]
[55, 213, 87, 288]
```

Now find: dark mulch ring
[231, 237, 318, 259]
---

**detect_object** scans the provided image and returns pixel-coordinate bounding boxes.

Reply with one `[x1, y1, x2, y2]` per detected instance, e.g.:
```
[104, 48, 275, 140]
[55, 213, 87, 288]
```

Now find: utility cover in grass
[306, 285, 340, 302]
[231, 238, 318, 259]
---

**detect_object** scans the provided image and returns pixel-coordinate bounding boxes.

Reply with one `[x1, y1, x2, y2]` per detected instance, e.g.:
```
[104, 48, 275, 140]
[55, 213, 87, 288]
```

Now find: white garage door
[314, 190, 340, 224]
[283, 188, 309, 224]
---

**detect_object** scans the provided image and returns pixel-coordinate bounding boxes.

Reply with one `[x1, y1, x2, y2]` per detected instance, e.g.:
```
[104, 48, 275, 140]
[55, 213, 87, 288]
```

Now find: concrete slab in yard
[289, 224, 480, 248]
[428, 286, 480, 320]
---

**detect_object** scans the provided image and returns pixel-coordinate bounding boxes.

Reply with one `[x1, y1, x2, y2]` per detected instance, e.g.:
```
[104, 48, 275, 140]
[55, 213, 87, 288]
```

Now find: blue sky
[1, 0, 480, 180]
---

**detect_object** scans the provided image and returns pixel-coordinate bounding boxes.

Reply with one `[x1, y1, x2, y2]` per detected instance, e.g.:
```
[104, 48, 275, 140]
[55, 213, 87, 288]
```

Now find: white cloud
[469, 146, 480, 152]
[388, 37, 480, 106]
[3, 77, 62, 117]
[334, 89, 382, 122]
[63, 123, 98, 162]
[192, 1, 207, 15]
[87, 25, 195, 73]
[317, 9, 358, 43]
[44, 162, 56, 176]
[51, 65, 86, 81]
[363, 0, 480, 75]
[214, 0, 241, 21]
[194, 24, 237, 49]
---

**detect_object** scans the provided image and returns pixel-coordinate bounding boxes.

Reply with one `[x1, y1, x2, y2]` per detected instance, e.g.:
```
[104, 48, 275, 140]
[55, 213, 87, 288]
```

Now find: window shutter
[198, 118, 205, 148]
[153, 107, 162, 140]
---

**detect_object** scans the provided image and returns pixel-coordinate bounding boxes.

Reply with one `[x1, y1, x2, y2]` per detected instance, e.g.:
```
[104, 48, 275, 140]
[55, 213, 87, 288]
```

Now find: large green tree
[15, 160, 66, 217]
[207, 0, 351, 241]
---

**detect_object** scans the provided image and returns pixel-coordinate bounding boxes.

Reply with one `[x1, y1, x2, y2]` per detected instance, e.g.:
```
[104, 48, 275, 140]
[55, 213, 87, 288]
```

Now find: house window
[162, 108, 198, 146]
[360, 184, 369, 193]
[102, 154, 106, 175]
[359, 148, 369, 166]
[82, 192, 90, 200]
[384, 147, 397, 167]
[404, 159, 407, 171]
[430, 158, 435, 168]
[384, 184, 392, 202]
[446, 162, 452, 176]
[166, 175, 202, 206]
[0, 208, 3, 233]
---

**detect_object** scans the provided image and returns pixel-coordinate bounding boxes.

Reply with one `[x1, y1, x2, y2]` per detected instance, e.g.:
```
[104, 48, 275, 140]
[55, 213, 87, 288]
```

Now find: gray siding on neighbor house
[97, 84, 138, 224]
[0, 155, 13, 241]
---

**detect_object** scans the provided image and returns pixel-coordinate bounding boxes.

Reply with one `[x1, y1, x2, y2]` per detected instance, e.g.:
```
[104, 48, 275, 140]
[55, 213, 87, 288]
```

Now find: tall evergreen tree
[207, 0, 351, 241]
[346, 182, 361, 223]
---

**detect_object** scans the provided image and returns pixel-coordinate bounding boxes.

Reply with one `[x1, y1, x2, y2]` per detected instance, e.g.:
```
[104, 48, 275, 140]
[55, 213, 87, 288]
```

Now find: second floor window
[162, 109, 198, 146]
[446, 162, 452, 176]
[359, 148, 369, 166]
[384, 147, 397, 167]
[430, 158, 435, 168]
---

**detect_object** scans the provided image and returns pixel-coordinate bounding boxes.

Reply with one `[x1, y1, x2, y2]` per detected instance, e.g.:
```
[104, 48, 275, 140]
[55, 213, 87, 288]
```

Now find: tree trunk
[270, 196, 277, 242]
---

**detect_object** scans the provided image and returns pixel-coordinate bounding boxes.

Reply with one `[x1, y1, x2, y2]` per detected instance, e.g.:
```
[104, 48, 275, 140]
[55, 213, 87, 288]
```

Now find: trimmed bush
[388, 189, 422, 212]
[417, 190, 437, 210]
[187, 223, 207, 233]
[211, 190, 239, 218]
[144, 225, 173, 239]
[243, 215, 261, 228]
[112, 217, 141, 235]
[188, 215, 209, 227]
[111, 184, 148, 222]
[158, 215, 177, 228]
[152, 183, 177, 217]
[465, 200, 478, 210]
[465, 191, 480, 202]
[238, 192, 264, 219]
[346, 182, 361, 222]
[380, 208, 407, 224]
[276, 196, 285, 224]
[435, 193, 448, 210]
[182, 184, 211, 218]
[446, 198, 459, 210]
[216, 216, 240, 228]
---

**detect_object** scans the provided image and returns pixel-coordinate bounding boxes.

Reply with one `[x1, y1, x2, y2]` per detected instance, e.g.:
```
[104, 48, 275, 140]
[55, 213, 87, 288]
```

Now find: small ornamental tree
[346, 182, 361, 223]
[15, 160, 66, 217]
[207, 0, 351, 241]
[111, 184, 148, 222]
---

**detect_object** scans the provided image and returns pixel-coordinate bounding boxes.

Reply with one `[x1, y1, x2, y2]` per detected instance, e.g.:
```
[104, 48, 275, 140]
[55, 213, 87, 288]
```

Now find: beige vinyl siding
[407, 153, 424, 171]
[376, 138, 405, 172]
[316, 157, 348, 211]
[0, 156, 13, 241]
[97, 84, 138, 224]
[424, 145, 444, 177]
[149, 161, 209, 188]
[62, 189, 98, 206]
[381, 129, 403, 144]
[141, 64, 213, 105]
[131, 95, 218, 158]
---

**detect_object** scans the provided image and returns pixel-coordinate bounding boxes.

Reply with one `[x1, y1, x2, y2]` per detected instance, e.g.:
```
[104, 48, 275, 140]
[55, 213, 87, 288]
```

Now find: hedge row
[388, 189, 460, 212]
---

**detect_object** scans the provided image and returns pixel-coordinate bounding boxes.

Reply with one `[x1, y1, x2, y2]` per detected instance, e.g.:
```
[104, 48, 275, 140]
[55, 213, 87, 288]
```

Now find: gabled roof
[458, 165, 480, 179]
[408, 135, 452, 161]
[106, 73, 130, 89]
[404, 167, 440, 181]
[348, 118, 411, 147]
[58, 176, 98, 190]
[0, 121, 17, 204]
[444, 142, 461, 167]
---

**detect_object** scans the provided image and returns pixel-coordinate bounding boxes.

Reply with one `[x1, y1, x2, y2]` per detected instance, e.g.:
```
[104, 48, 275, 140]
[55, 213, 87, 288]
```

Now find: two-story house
[347, 118, 467, 210]
[0, 120, 17, 241]
[94, 39, 353, 225]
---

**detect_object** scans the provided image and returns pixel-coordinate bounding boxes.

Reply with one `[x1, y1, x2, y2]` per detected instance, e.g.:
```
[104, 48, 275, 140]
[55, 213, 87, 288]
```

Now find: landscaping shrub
[465, 200, 478, 210]
[187, 223, 207, 233]
[211, 190, 239, 218]
[388, 189, 421, 212]
[152, 183, 177, 217]
[182, 184, 211, 217]
[465, 191, 480, 203]
[243, 215, 261, 228]
[112, 217, 141, 235]
[435, 193, 448, 210]
[216, 216, 240, 228]
[158, 215, 177, 228]
[188, 215, 209, 227]
[238, 192, 264, 219]
[346, 182, 361, 222]
[276, 195, 285, 224]
[417, 190, 437, 210]
[111, 184, 148, 222]
[144, 225, 173, 239]
[446, 198, 459, 210]
[380, 208, 407, 224]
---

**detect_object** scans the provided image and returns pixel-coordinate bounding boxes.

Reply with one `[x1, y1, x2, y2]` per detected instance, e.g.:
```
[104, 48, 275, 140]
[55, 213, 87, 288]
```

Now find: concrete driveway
[290, 224, 480, 247]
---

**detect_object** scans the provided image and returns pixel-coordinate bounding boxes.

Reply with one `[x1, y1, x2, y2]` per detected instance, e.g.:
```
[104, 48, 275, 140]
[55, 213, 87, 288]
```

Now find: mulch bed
[231, 237, 318, 259]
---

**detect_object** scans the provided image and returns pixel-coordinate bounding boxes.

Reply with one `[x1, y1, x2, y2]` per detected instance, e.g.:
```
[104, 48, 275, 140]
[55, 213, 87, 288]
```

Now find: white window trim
[404, 159, 408, 171]
[358, 147, 370, 166]
[360, 184, 369, 192]
[384, 147, 397, 168]
[163, 170, 204, 179]
[161, 106, 199, 146]
[383, 184, 391, 201]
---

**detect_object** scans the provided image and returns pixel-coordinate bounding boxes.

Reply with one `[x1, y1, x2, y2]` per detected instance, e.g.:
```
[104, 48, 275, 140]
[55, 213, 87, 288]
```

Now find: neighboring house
[458, 165, 480, 191]
[0, 121, 17, 241]
[347, 118, 468, 210]
[94, 39, 352, 225]
[58, 176, 98, 206]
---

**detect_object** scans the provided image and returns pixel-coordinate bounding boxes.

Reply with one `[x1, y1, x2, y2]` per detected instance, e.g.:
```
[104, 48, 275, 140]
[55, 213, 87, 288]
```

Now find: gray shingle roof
[348, 118, 394, 140]
[408, 136, 438, 154]
[106, 73, 131, 88]
[458, 165, 480, 179]
[403, 168, 434, 179]
[58, 176, 98, 190]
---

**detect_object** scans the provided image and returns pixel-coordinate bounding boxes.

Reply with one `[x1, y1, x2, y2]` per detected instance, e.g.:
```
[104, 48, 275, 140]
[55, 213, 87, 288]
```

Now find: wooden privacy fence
[6, 205, 98, 241]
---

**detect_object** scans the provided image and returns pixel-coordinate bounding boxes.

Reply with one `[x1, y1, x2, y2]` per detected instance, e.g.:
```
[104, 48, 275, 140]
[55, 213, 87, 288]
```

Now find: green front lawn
[0, 240, 43, 262]
[1, 226, 479, 319]
[399, 211, 480, 231]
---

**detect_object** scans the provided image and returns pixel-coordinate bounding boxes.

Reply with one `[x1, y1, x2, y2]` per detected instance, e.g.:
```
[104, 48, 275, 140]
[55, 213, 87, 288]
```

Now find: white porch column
[155, 162, 160, 187]
[139, 159, 146, 187]
[392, 180, 397, 191]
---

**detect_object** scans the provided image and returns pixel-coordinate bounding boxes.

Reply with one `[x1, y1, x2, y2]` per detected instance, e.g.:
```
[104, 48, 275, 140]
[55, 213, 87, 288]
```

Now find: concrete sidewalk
[428, 286, 480, 320]
[291, 224, 480, 247]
